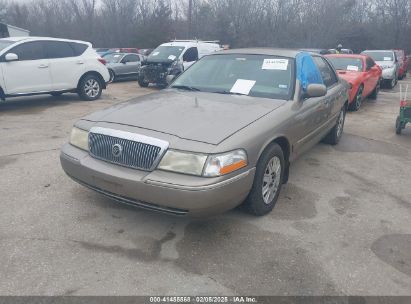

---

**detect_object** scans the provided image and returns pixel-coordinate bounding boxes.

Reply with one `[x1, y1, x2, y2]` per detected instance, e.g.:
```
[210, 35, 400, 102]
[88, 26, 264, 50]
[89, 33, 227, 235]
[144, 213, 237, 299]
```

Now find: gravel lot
[0, 78, 410, 296]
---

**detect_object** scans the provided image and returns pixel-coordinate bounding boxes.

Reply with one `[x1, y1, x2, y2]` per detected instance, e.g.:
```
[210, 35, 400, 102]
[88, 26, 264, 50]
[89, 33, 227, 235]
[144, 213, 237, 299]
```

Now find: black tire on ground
[369, 79, 380, 100]
[396, 116, 402, 135]
[387, 78, 396, 89]
[138, 78, 149, 88]
[348, 85, 363, 111]
[50, 92, 63, 97]
[244, 143, 285, 216]
[77, 74, 103, 101]
[323, 106, 346, 145]
[108, 69, 116, 83]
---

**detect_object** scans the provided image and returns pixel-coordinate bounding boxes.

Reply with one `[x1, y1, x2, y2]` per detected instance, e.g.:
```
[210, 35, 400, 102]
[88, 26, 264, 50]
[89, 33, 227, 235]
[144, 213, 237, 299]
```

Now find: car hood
[375, 61, 395, 68]
[336, 70, 362, 83]
[83, 90, 286, 145]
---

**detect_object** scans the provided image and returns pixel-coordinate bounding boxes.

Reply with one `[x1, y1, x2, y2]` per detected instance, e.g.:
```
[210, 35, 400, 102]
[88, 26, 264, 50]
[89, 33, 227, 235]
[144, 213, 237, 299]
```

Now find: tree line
[0, 0, 410, 53]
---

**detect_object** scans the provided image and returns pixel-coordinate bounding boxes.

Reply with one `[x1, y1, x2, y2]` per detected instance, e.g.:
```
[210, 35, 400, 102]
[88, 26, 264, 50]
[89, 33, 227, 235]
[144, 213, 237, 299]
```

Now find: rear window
[70, 42, 88, 56]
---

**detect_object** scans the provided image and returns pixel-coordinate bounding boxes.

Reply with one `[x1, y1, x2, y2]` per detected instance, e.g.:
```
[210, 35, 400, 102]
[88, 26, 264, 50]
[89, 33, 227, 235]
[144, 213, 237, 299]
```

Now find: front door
[1, 41, 52, 94]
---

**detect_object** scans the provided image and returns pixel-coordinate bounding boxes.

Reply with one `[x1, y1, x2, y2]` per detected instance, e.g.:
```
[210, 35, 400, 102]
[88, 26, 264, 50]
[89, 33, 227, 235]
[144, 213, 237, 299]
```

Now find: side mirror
[305, 84, 327, 98]
[166, 75, 176, 85]
[5, 53, 18, 62]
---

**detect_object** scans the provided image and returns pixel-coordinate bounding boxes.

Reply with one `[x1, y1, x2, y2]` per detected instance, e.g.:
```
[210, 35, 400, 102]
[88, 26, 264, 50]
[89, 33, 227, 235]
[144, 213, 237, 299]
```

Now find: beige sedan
[61, 48, 348, 217]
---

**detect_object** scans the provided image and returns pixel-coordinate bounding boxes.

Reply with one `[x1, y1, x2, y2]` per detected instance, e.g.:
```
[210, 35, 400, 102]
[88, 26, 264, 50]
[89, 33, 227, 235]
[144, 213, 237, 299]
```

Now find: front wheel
[323, 106, 346, 145]
[244, 143, 284, 216]
[78, 75, 103, 101]
[138, 78, 149, 88]
[387, 78, 396, 89]
[349, 86, 363, 111]
[108, 69, 116, 83]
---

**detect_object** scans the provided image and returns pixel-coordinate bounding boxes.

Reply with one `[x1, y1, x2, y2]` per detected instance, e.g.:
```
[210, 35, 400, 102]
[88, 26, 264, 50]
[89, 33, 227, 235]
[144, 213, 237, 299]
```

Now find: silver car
[361, 50, 400, 89]
[61, 49, 348, 217]
[103, 52, 144, 82]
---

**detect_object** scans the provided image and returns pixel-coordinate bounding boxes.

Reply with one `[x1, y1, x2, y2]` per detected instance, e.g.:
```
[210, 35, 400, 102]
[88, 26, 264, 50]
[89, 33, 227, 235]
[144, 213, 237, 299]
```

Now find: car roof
[362, 50, 394, 53]
[213, 48, 301, 58]
[326, 54, 367, 59]
[0, 36, 90, 45]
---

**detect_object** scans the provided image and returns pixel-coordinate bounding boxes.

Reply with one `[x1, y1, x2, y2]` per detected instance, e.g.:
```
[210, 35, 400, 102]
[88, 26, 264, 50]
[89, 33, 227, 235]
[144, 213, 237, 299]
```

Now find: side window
[44, 41, 75, 59]
[70, 42, 88, 56]
[183, 47, 199, 62]
[313, 57, 338, 87]
[8, 41, 46, 61]
[123, 54, 140, 63]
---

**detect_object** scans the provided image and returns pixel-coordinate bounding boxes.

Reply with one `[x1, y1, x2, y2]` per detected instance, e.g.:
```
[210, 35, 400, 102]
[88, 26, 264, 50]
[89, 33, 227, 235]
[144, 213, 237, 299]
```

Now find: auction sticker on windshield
[152, 52, 159, 56]
[230, 79, 256, 95]
[262, 58, 289, 70]
[347, 65, 359, 71]
[168, 55, 177, 60]
[384, 57, 391, 61]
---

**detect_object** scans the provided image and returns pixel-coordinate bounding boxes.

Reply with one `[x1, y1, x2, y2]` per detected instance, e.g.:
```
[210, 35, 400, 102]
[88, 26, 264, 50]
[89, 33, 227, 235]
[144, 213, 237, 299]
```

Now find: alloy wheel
[262, 156, 282, 205]
[84, 79, 100, 98]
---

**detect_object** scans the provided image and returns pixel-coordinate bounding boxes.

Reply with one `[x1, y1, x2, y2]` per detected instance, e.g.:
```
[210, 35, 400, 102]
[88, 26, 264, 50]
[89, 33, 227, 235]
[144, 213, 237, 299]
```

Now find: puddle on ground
[175, 219, 336, 295]
[334, 134, 408, 157]
[371, 234, 411, 277]
[271, 183, 319, 221]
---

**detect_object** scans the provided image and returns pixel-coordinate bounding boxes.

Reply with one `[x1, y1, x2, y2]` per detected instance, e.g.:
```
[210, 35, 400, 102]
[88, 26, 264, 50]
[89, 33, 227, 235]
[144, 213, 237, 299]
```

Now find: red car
[326, 54, 382, 111]
[395, 50, 409, 79]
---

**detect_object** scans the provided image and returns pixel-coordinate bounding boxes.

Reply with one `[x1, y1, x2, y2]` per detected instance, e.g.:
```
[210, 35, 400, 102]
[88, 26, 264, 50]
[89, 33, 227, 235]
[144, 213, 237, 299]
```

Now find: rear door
[44, 41, 87, 90]
[1, 41, 52, 94]
[117, 54, 141, 76]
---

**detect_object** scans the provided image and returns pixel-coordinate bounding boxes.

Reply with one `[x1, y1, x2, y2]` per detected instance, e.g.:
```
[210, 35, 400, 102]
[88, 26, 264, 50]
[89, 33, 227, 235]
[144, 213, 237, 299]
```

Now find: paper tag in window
[262, 59, 288, 70]
[383, 57, 391, 61]
[152, 52, 159, 56]
[279, 84, 288, 89]
[346, 65, 359, 71]
[168, 55, 176, 60]
[230, 79, 256, 95]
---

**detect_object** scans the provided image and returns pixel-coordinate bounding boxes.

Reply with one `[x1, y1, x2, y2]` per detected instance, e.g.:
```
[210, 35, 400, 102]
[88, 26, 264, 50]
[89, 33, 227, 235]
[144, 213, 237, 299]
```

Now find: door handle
[38, 64, 49, 69]
[77, 61, 84, 65]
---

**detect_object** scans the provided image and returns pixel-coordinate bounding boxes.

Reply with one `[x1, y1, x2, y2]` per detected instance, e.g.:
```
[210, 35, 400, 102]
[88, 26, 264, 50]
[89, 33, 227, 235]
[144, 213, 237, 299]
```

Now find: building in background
[0, 22, 30, 38]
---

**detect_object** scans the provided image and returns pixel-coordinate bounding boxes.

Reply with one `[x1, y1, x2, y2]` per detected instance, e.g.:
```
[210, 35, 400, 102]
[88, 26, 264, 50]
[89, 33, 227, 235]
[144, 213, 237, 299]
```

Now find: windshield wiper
[171, 85, 201, 92]
[212, 90, 248, 96]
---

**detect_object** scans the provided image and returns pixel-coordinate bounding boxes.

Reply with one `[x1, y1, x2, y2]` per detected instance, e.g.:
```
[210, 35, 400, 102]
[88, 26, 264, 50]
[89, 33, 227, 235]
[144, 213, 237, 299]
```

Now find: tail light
[98, 58, 107, 65]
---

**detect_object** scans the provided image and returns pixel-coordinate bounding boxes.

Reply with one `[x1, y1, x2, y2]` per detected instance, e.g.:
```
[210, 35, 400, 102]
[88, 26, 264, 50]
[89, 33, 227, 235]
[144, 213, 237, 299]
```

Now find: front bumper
[382, 68, 396, 80]
[60, 144, 255, 217]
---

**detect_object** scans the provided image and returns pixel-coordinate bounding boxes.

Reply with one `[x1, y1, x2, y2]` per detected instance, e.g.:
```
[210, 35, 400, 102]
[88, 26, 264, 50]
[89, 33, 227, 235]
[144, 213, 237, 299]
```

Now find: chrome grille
[88, 127, 169, 171]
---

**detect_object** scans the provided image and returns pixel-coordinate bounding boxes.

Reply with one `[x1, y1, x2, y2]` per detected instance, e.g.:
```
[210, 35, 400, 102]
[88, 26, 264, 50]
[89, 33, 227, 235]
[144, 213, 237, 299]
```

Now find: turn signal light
[219, 160, 248, 175]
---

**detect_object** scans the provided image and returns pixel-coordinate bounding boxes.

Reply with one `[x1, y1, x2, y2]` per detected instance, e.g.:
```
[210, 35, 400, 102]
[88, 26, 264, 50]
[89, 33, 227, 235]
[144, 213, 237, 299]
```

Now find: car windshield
[103, 53, 124, 63]
[328, 57, 363, 72]
[362, 51, 394, 62]
[0, 40, 13, 52]
[147, 46, 185, 61]
[171, 54, 294, 100]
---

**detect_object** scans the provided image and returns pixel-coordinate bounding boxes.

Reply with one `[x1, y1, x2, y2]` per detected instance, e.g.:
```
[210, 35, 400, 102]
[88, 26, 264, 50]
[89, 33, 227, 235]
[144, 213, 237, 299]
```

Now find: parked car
[138, 40, 222, 87]
[103, 52, 144, 82]
[0, 37, 110, 101]
[139, 48, 153, 56]
[326, 54, 382, 111]
[61, 48, 348, 217]
[361, 50, 399, 89]
[395, 49, 409, 79]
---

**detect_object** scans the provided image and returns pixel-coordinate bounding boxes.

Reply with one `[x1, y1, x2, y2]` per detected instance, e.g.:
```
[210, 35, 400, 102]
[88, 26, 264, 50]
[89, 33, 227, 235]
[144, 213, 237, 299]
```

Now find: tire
[387, 77, 396, 89]
[78, 74, 103, 101]
[244, 143, 285, 216]
[108, 69, 116, 83]
[396, 116, 402, 135]
[348, 85, 363, 111]
[50, 92, 63, 97]
[323, 106, 346, 145]
[138, 78, 149, 88]
[369, 79, 380, 100]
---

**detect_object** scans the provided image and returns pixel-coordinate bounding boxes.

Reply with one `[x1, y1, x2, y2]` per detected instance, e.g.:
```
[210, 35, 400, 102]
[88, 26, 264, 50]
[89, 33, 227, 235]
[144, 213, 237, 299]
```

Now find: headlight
[158, 150, 208, 176]
[69, 127, 89, 151]
[203, 150, 248, 177]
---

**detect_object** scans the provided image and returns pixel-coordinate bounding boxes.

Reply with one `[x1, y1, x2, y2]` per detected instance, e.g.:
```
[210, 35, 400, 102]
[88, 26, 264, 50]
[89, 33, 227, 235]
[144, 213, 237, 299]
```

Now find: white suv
[0, 36, 110, 101]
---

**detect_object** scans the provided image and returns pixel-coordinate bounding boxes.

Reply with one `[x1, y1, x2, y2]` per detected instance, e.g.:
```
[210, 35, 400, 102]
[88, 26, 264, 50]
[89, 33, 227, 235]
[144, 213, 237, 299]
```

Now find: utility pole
[188, 0, 193, 38]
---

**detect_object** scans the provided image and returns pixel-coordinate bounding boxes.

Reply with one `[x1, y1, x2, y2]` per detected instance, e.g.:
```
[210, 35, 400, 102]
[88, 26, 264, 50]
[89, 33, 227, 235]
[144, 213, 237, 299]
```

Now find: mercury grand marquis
[60, 48, 348, 217]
